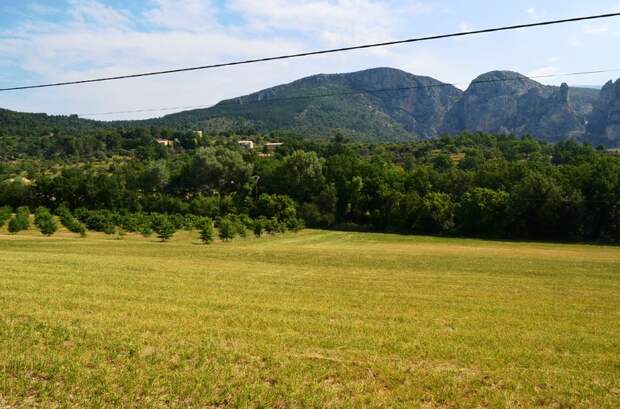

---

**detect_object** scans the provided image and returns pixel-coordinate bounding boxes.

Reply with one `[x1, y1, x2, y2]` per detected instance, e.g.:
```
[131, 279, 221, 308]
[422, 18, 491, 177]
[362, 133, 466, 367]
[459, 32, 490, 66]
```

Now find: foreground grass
[0, 229, 619, 408]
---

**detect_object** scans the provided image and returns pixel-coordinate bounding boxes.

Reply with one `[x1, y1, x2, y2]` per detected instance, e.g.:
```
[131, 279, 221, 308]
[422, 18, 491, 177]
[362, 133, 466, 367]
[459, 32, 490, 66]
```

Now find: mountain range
[2, 67, 620, 146]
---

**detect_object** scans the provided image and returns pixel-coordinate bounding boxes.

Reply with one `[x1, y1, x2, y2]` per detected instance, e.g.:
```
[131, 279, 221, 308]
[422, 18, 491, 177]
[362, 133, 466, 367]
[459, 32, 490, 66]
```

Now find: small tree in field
[8, 216, 21, 233]
[34, 207, 58, 236]
[199, 218, 214, 244]
[218, 217, 236, 242]
[253, 217, 265, 238]
[8, 207, 30, 233]
[152, 215, 176, 242]
[38, 216, 58, 236]
[0, 206, 12, 228]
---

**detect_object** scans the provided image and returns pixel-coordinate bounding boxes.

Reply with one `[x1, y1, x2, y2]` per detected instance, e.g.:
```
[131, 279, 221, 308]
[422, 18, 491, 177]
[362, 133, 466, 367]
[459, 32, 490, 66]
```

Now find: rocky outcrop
[586, 79, 620, 146]
[442, 71, 587, 141]
[340, 68, 462, 137]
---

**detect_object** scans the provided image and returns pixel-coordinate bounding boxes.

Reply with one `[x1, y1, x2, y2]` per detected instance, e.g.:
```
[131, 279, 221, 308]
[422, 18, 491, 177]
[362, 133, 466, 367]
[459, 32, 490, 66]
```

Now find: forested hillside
[1, 129, 618, 242]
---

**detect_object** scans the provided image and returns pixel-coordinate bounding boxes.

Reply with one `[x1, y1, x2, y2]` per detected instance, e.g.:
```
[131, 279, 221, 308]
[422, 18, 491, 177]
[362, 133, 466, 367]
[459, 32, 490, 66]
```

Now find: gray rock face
[442, 71, 586, 141]
[340, 68, 462, 137]
[586, 79, 620, 146]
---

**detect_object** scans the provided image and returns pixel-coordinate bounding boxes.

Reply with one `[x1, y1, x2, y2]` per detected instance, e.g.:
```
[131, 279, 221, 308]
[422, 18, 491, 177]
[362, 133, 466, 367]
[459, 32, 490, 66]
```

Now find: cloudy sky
[1, 0, 619, 120]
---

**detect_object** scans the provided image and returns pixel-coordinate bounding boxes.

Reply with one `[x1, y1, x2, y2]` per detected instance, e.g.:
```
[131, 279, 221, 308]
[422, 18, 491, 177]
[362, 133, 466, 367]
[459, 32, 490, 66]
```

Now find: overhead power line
[2, 12, 620, 92]
[77, 68, 620, 118]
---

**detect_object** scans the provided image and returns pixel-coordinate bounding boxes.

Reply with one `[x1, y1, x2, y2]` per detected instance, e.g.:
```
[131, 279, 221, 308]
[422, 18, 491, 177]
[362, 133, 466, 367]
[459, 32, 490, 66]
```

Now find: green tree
[457, 188, 509, 236]
[199, 218, 214, 244]
[415, 193, 455, 234]
[218, 217, 236, 241]
[253, 217, 266, 238]
[151, 215, 176, 242]
[38, 216, 58, 236]
[8, 206, 30, 233]
[0, 206, 12, 228]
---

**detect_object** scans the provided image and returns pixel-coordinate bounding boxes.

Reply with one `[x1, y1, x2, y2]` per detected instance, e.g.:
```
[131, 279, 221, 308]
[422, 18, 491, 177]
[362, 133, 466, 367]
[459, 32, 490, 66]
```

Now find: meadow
[0, 227, 619, 408]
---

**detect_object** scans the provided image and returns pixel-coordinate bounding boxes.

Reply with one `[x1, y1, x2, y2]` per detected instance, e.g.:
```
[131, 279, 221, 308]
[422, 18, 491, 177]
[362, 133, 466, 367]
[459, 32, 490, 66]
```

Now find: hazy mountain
[151, 67, 463, 141]
[1, 67, 619, 146]
[441, 71, 597, 142]
[586, 78, 620, 146]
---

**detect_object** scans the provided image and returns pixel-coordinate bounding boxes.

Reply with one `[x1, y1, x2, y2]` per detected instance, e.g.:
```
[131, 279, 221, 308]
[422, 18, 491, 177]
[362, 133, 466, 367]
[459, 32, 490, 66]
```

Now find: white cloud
[526, 7, 545, 20]
[527, 66, 561, 79]
[228, 0, 425, 46]
[583, 24, 609, 34]
[459, 22, 472, 32]
[144, 0, 220, 32]
[67, 0, 132, 30]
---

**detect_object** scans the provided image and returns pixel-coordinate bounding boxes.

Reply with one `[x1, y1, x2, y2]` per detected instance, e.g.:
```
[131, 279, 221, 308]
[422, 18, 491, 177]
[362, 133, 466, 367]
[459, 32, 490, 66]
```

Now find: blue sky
[1, 0, 619, 120]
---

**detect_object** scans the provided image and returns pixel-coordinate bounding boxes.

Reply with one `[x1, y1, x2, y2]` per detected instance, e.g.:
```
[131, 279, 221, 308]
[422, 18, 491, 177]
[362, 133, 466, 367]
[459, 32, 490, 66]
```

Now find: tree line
[0, 130, 618, 242]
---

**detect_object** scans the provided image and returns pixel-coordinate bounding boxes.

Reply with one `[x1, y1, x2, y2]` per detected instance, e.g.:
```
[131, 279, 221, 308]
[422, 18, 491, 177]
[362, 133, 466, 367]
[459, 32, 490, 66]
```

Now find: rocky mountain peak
[586, 78, 620, 145]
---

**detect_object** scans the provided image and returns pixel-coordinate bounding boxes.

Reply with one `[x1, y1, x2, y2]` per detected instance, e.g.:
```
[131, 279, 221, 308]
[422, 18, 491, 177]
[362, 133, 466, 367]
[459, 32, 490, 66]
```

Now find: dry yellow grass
[0, 228, 619, 408]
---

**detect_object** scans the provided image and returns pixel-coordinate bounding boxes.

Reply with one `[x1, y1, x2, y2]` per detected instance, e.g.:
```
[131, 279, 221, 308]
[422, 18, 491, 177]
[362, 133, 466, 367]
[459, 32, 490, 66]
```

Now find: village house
[238, 140, 255, 149]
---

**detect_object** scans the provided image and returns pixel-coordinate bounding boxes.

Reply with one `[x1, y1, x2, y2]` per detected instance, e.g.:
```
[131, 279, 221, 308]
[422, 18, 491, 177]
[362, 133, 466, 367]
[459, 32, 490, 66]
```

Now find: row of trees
[1, 133, 618, 242]
[0, 206, 303, 244]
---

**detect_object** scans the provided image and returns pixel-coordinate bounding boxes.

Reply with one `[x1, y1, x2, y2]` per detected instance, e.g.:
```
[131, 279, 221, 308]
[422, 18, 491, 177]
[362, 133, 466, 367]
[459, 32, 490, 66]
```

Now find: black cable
[1, 12, 620, 92]
[77, 68, 620, 117]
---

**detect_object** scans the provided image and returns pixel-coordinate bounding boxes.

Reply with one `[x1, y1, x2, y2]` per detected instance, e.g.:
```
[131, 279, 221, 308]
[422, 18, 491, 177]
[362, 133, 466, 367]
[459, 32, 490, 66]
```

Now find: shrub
[57, 206, 86, 236]
[286, 217, 305, 232]
[140, 225, 153, 237]
[199, 218, 214, 244]
[0, 206, 12, 228]
[168, 214, 186, 230]
[8, 207, 30, 233]
[218, 217, 237, 241]
[38, 216, 58, 236]
[253, 217, 266, 238]
[80, 210, 115, 233]
[264, 217, 280, 235]
[34, 207, 57, 236]
[183, 214, 201, 231]
[151, 215, 176, 242]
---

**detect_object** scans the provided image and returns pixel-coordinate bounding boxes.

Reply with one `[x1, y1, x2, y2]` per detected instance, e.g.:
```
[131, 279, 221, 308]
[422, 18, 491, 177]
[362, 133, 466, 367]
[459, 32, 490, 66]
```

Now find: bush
[151, 215, 176, 242]
[218, 217, 237, 241]
[34, 207, 57, 236]
[38, 216, 58, 236]
[8, 207, 30, 233]
[286, 217, 305, 232]
[57, 206, 86, 236]
[253, 217, 266, 238]
[0, 206, 12, 228]
[199, 218, 214, 244]
[140, 225, 153, 237]
[79, 209, 115, 233]
[264, 217, 281, 235]
[34, 206, 48, 226]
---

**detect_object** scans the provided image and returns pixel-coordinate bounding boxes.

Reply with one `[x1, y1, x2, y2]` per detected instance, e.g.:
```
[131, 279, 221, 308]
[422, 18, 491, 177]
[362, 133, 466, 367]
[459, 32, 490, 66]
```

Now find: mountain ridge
[1, 67, 618, 146]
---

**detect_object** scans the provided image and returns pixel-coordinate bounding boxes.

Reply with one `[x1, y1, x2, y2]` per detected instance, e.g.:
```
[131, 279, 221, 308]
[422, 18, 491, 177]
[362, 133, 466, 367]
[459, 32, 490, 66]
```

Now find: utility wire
[77, 68, 620, 118]
[1, 12, 620, 92]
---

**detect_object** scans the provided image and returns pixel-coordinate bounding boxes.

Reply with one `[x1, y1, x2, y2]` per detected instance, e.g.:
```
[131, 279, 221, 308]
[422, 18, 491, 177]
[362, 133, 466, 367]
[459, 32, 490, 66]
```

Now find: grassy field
[0, 228, 619, 408]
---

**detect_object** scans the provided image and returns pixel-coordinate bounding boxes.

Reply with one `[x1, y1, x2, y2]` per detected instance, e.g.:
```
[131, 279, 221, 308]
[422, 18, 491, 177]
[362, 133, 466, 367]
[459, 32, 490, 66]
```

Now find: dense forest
[0, 125, 618, 242]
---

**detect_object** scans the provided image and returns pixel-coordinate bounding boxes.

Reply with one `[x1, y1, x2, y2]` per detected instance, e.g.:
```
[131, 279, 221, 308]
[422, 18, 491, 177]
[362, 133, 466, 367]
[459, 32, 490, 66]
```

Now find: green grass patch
[1, 229, 619, 408]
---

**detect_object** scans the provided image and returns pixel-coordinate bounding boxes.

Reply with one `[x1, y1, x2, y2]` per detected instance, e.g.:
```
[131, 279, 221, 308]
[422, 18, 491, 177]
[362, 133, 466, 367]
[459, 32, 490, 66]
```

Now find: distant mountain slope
[151, 67, 463, 141]
[1, 67, 618, 146]
[587, 78, 620, 146]
[441, 71, 595, 142]
[0, 108, 101, 135]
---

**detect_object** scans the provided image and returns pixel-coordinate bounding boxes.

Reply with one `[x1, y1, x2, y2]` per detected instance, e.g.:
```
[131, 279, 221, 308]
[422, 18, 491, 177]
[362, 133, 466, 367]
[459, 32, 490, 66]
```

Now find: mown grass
[0, 227, 619, 408]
